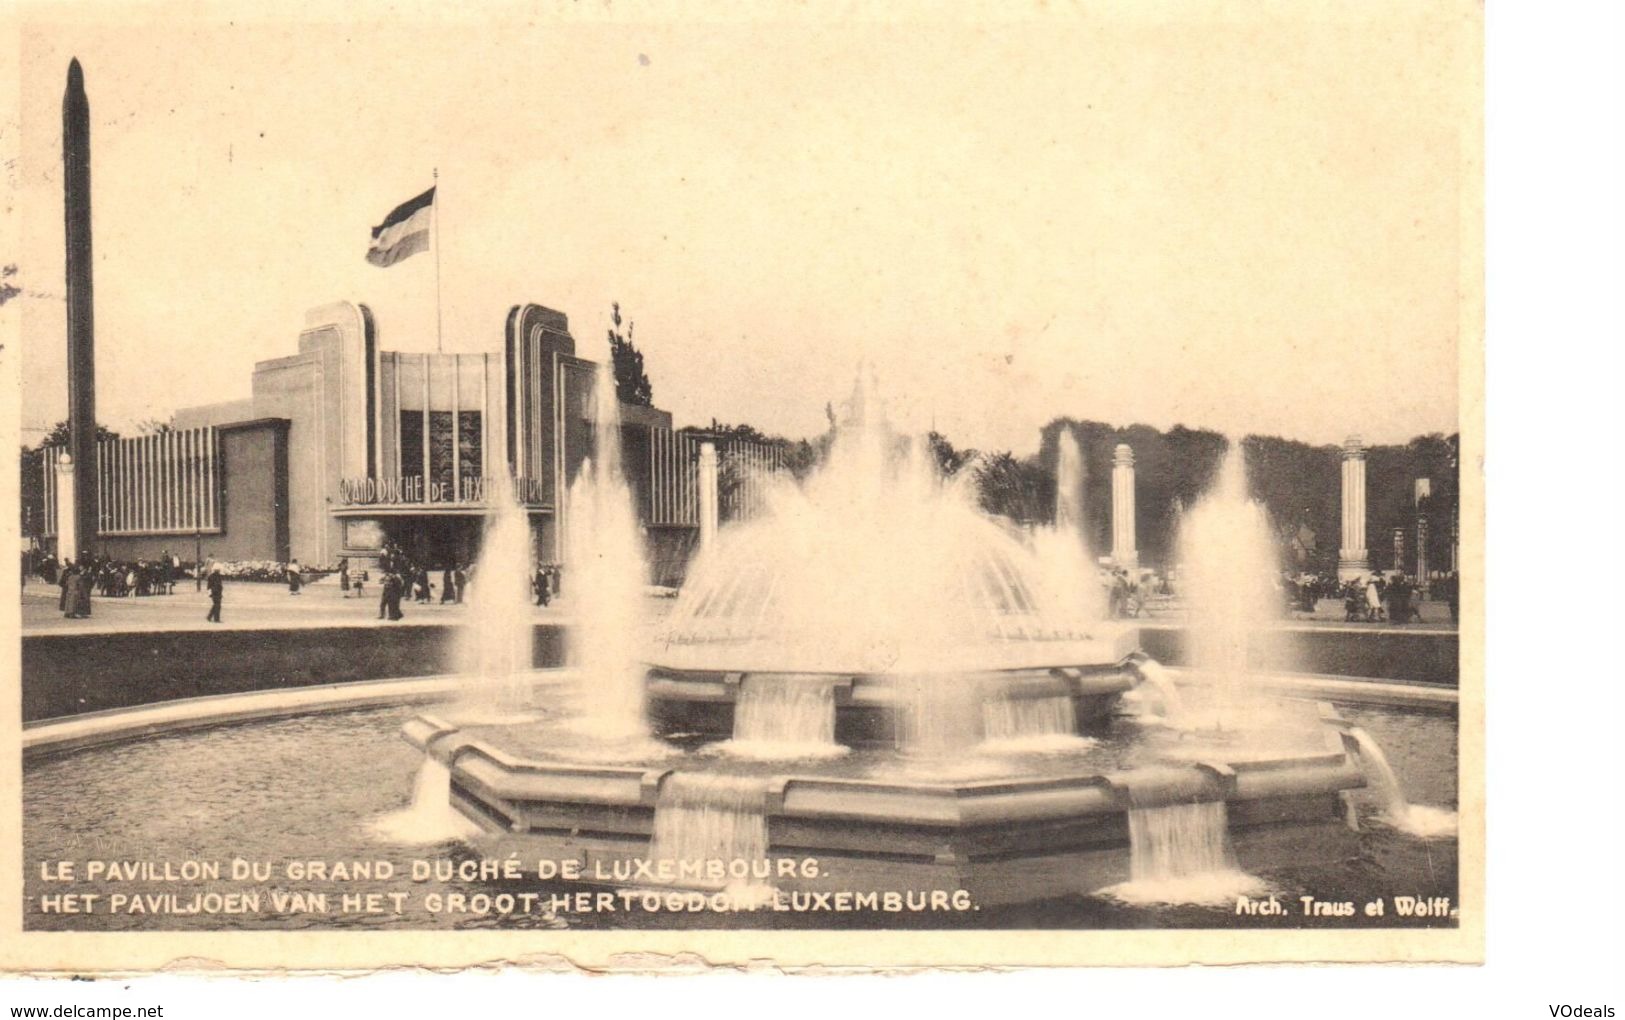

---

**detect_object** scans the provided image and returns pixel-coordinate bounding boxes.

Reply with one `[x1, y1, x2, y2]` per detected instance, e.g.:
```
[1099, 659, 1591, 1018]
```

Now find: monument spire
[63, 56, 98, 557]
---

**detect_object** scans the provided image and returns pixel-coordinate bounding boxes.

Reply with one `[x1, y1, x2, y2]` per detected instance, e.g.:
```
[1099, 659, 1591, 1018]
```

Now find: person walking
[440, 567, 457, 604]
[205, 565, 224, 623]
[338, 557, 351, 599]
[383, 572, 406, 621]
[58, 560, 73, 613]
[73, 560, 93, 618]
[1364, 572, 1385, 623]
[453, 565, 467, 604]
[287, 559, 303, 595]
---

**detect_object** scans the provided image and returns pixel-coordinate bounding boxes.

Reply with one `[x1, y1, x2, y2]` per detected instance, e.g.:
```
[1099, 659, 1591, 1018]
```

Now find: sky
[15, 4, 1477, 455]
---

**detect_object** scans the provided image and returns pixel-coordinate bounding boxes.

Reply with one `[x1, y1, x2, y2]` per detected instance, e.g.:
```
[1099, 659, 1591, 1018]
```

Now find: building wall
[173, 398, 255, 430]
[250, 301, 375, 565]
[218, 420, 290, 562]
[91, 419, 288, 564]
[376, 350, 500, 496]
[505, 304, 574, 506]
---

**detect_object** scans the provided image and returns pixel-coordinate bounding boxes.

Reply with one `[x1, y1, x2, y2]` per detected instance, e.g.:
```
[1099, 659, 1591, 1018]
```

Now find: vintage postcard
[2, 0, 1483, 972]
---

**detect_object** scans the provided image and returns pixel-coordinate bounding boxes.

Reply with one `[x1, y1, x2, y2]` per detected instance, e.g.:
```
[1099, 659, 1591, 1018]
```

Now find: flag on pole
[366, 186, 435, 267]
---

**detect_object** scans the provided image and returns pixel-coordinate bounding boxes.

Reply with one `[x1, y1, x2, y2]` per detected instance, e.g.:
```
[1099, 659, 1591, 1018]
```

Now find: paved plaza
[18, 575, 579, 635]
[21, 574, 1456, 636]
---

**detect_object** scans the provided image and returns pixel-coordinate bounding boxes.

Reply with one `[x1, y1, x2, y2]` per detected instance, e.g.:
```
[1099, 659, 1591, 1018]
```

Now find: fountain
[561, 359, 651, 743]
[396, 396, 1395, 907]
[451, 486, 537, 720]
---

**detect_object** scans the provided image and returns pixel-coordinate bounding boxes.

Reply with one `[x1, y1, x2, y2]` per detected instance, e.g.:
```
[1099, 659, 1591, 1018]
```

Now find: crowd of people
[357, 545, 477, 622]
[24, 549, 193, 619]
[1104, 567, 1172, 619]
[28, 549, 185, 597]
[1278, 570, 1460, 624]
[23, 543, 584, 625]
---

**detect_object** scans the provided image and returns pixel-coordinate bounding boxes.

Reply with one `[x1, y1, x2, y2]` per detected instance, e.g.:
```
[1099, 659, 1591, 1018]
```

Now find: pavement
[18, 575, 593, 635]
[1140, 597, 1459, 633]
[20, 577, 1456, 637]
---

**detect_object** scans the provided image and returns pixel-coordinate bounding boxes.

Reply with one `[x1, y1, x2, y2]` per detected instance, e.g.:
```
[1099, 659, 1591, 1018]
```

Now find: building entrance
[381, 514, 483, 571]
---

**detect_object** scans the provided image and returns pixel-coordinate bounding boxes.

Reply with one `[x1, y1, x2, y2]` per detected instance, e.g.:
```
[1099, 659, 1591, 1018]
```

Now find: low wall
[1137, 624, 1458, 686]
[21, 624, 567, 722]
[21, 620, 1456, 725]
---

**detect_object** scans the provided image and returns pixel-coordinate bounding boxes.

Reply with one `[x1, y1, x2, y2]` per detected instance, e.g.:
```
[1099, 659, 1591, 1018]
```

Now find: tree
[20, 420, 121, 541]
[927, 431, 975, 477]
[679, 419, 827, 488]
[974, 451, 1052, 527]
[607, 302, 654, 407]
[32, 419, 121, 450]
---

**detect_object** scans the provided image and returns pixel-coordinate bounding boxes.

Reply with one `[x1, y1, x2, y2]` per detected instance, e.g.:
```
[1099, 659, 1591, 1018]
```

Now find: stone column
[55, 452, 78, 564]
[1450, 502, 1459, 574]
[697, 441, 719, 551]
[1337, 435, 1370, 580]
[1415, 515, 1430, 595]
[1111, 443, 1137, 570]
[1413, 476, 1431, 594]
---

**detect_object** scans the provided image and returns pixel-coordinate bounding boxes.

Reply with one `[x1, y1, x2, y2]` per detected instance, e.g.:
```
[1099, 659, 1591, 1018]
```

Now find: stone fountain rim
[402, 706, 1365, 826]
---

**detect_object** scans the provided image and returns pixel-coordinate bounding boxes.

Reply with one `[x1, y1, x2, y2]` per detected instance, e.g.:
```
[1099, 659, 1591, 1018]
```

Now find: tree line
[676, 414, 1459, 576]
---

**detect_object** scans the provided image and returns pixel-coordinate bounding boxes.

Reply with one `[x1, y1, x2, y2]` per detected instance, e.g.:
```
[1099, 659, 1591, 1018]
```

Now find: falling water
[648, 773, 771, 891]
[1103, 799, 1267, 906]
[719, 676, 845, 759]
[895, 677, 985, 757]
[453, 487, 536, 718]
[980, 694, 1087, 752]
[564, 361, 649, 741]
[369, 760, 483, 844]
[1344, 726, 1458, 838]
[1129, 658, 1186, 723]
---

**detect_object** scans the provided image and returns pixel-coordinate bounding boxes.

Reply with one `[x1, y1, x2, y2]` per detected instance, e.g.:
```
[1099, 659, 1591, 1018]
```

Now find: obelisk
[63, 58, 98, 557]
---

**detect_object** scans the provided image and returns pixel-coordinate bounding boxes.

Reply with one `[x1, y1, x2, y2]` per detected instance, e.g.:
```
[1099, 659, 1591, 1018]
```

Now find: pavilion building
[36, 300, 780, 582]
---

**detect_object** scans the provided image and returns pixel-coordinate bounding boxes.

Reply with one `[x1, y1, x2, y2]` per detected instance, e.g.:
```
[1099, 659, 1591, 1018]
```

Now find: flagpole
[433, 167, 443, 354]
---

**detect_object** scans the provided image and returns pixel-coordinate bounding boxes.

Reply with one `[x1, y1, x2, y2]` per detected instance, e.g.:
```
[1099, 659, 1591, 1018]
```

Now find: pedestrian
[338, 557, 351, 598]
[206, 565, 224, 623]
[440, 567, 457, 604]
[1364, 573, 1384, 622]
[58, 560, 73, 612]
[453, 565, 467, 604]
[386, 572, 406, 621]
[73, 560, 93, 618]
[287, 559, 303, 595]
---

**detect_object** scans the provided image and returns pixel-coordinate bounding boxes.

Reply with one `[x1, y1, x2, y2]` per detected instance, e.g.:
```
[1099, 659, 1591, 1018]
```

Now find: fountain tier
[643, 649, 1140, 748]
[401, 700, 1367, 907]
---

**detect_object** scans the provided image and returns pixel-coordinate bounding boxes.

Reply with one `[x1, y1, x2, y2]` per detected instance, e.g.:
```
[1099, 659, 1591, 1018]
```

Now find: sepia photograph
[1, 0, 1515, 981]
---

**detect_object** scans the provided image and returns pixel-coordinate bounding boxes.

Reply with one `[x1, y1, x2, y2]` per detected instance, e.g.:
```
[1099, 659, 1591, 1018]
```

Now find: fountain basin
[400, 702, 1368, 908]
